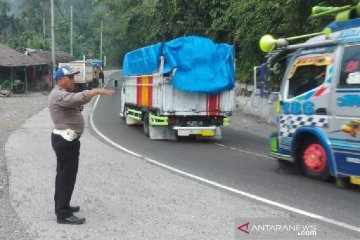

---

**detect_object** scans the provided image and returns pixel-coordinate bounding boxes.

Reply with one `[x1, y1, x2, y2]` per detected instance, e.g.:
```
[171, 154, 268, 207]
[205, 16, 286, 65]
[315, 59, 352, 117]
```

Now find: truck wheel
[300, 139, 330, 181]
[143, 112, 150, 137]
[76, 84, 84, 92]
[87, 82, 93, 90]
[120, 107, 126, 122]
[93, 79, 98, 87]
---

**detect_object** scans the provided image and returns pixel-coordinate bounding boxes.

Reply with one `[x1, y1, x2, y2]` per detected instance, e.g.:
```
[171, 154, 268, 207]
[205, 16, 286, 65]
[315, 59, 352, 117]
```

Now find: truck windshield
[287, 62, 327, 98]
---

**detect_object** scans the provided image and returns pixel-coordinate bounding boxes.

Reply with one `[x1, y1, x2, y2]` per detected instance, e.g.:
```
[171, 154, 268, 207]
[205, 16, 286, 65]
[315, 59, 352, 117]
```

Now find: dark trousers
[51, 133, 80, 219]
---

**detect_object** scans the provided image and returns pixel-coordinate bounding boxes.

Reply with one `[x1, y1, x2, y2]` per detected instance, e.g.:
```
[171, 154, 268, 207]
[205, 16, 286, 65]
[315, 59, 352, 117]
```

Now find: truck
[88, 59, 105, 86]
[260, 4, 360, 186]
[120, 36, 235, 140]
[58, 60, 93, 91]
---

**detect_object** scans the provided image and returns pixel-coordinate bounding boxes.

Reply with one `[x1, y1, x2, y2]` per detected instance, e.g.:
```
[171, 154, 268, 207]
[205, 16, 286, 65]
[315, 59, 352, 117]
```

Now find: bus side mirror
[271, 63, 281, 75]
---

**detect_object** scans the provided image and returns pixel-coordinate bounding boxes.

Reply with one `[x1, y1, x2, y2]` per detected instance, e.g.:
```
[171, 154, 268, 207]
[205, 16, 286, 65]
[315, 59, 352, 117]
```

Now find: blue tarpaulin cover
[122, 36, 235, 94]
[89, 58, 104, 67]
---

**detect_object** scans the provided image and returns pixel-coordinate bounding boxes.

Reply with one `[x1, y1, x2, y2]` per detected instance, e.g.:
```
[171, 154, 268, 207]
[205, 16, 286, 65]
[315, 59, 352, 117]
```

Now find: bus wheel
[301, 139, 330, 181]
[143, 112, 150, 137]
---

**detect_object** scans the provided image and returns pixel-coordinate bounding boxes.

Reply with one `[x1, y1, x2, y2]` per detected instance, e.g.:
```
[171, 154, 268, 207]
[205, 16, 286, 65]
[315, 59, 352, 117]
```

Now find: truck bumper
[173, 126, 217, 137]
[269, 132, 293, 161]
[350, 176, 360, 185]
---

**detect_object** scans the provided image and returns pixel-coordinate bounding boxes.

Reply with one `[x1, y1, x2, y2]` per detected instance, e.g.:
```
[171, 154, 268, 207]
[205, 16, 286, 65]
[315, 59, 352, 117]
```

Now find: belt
[52, 129, 81, 141]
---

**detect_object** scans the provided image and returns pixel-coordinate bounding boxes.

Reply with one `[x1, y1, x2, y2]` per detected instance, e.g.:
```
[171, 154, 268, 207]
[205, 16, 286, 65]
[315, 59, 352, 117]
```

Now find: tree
[7, 31, 50, 50]
[0, 0, 16, 42]
[18, 0, 50, 37]
[3, 0, 360, 73]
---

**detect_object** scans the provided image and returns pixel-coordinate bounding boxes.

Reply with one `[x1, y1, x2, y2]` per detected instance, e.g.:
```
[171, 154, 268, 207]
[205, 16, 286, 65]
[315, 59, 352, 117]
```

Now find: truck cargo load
[58, 61, 93, 91]
[120, 36, 235, 140]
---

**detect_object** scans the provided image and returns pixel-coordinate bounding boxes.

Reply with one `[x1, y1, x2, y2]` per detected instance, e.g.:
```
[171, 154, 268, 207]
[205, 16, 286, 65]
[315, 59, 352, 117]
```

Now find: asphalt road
[92, 71, 360, 233]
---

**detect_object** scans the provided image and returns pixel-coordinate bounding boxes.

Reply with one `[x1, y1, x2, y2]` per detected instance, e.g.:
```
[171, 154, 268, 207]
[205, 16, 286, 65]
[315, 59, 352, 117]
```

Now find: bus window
[340, 45, 360, 87]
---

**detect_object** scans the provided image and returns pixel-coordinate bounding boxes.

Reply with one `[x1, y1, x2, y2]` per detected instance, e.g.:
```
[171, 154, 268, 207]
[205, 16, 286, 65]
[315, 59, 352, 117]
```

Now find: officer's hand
[88, 88, 114, 99]
[100, 89, 114, 96]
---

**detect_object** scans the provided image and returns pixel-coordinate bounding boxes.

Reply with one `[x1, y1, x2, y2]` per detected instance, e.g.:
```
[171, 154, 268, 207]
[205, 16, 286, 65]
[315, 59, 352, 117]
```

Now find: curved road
[92, 71, 360, 233]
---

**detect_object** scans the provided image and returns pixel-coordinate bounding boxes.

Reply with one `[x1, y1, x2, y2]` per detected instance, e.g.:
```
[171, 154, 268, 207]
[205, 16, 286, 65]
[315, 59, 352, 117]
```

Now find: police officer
[49, 66, 113, 224]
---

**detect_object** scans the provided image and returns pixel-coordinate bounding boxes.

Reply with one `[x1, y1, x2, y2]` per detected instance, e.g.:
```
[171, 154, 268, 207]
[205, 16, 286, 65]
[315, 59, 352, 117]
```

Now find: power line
[54, 0, 69, 22]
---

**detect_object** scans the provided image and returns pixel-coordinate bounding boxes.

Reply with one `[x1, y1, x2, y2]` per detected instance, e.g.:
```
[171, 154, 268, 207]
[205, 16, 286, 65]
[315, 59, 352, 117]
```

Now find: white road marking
[213, 142, 273, 159]
[90, 80, 141, 158]
[90, 75, 360, 234]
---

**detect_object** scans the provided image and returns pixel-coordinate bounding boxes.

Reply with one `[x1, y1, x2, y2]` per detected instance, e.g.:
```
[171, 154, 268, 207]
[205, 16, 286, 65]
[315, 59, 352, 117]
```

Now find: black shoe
[71, 205, 80, 213]
[57, 215, 86, 225]
[54, 206, 80, 215]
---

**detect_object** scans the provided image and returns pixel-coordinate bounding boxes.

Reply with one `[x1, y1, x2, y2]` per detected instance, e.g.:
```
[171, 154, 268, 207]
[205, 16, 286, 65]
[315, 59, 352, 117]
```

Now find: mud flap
[149, 125, 176, 140]
[125, 116, 141, 125]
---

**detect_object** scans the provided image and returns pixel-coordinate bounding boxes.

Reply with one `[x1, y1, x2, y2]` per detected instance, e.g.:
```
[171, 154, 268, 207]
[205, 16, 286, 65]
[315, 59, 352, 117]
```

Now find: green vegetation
[0, 80, 11, 90]
[0, 0, 358, 82]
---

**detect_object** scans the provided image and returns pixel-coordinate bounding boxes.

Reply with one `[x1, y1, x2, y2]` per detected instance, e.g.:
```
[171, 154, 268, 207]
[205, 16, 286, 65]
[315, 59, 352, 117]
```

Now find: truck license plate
[187, 121, 203, 126]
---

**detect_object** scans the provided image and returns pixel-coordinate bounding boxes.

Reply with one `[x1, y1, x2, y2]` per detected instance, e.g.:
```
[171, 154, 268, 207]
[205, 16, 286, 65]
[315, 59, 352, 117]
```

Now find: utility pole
[70, 5, 73, 56]
[43, 7, 46, 38]
[100, 20, 103, 61]
[51, 0, 56, 87]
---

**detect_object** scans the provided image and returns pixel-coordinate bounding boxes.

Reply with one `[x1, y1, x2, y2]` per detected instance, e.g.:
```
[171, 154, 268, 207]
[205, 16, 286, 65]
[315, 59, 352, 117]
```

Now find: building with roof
[0, 43, 75, 93]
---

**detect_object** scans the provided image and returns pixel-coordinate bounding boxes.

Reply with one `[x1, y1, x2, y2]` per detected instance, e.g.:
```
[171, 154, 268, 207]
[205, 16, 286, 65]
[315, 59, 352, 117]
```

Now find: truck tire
[143, 112, 150, 137]
[93, 79, 98, 87]
[75, 83, 84, 92]
[124, 107, 132, 125]
[87, 82, 93, 90]
[120, 107, 126, 122]
[300, 139, 330, 181]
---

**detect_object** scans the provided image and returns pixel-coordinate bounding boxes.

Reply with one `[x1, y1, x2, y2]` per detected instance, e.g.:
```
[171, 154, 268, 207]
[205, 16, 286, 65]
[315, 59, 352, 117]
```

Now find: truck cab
[264, 8, 360, 185]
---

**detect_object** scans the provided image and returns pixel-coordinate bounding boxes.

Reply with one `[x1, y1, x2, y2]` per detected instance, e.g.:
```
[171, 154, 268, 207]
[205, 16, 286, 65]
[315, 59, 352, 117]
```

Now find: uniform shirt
[48, 85, 91, 134]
